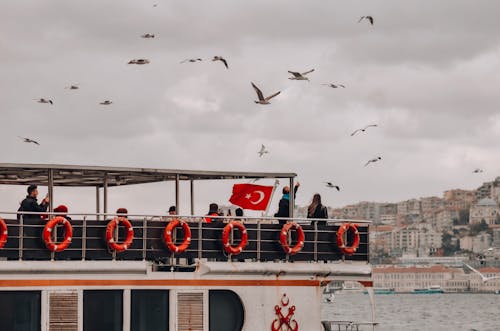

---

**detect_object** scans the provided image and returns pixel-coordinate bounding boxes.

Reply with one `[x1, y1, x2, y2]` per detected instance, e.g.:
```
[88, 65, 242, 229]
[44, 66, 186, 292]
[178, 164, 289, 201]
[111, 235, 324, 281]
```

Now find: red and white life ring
[279, 222, 305, 255]
[43, 216, 73, 252]
[336, 223, 360, 256]
[0, 217, 8, 249]
[222, 221, 248, 255]
[106, 217, 134, 253]
[163, 219, 191, 253]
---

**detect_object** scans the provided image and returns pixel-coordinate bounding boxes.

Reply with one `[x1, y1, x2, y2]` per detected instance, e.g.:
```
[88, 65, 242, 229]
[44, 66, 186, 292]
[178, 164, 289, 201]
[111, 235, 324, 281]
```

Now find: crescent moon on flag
[249, 191, 265, 205]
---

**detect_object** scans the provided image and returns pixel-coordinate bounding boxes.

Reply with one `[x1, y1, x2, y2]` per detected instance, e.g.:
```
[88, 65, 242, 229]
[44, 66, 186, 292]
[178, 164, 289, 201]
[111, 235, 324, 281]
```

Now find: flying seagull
[18, 136, 40, 145]
[322, 83, 345, 88]
[65, 84, 79, 90]
[180, 58, 203, 63]
[358, 16, 374, 25]
[325, 182, 340, 191]
[351, 124, 378, 136]
[141, 33, 155, 38]
[473, 168, 484, 173]
[128, 59, 150, 65]
[258, 144, 269, 157]
[288, 69, 315, 81]
[364, 156, 382, 167]
[100, 100, 112, 105]
[212, 56, 228, 69]
[35, 98, 53, 105]
[251, 82, 281, 105]
[464, 263, 500, 283]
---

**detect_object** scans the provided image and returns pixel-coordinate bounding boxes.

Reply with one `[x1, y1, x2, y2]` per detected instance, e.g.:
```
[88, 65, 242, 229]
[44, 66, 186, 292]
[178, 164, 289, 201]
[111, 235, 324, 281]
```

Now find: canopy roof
[0, 163, 296, 187]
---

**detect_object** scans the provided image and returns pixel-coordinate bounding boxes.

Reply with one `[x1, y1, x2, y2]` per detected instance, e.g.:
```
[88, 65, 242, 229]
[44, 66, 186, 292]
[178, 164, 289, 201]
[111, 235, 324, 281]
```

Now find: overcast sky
[1, 0, 499, 216]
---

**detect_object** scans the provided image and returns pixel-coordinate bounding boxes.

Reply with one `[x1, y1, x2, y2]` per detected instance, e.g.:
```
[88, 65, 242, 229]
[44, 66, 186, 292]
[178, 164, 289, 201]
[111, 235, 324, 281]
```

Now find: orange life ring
[336, 223, 360, 256]
[163, 219, 191, 253]
[106, 217, 134, 253]
[43, 216, 73, 252]
[222, 221, 248, 255]
[0, 218, 7, 249]
[279, 222, 305, 255]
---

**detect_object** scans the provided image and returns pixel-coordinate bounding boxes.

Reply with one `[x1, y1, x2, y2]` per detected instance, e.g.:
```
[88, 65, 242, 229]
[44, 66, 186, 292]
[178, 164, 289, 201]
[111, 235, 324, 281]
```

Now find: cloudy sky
[1, 0, 499, 216]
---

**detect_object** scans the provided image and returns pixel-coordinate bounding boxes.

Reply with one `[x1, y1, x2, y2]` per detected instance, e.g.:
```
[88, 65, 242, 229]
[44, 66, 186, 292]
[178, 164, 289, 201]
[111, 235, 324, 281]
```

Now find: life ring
[106, 217, 134, 253]
[279, 222, 305, 255]
[222, 221, 248, 255]
[0, 218, 7, 249]
[336, 223, 360, 256]
[42, 216, 73, 252]
[163, 219, 191, 253]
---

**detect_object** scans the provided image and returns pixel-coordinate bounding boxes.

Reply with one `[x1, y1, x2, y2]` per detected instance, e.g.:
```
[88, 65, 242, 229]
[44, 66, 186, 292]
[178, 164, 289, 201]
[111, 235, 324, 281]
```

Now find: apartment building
[469, 198, 499, 225]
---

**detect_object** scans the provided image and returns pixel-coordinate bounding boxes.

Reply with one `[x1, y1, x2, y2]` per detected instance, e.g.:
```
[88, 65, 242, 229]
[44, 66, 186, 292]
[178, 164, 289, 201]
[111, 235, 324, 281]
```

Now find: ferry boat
[412, 285, 444, 294]
[0, 163, 374, 331]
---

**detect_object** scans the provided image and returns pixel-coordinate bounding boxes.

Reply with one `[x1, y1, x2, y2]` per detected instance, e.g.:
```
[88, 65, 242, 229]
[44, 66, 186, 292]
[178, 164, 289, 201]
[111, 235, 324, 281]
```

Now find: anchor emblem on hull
[271, 294, 298, 331]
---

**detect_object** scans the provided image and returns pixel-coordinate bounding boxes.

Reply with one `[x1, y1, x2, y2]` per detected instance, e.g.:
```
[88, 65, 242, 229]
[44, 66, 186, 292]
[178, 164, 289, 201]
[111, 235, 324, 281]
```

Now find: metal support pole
[96, 187, 100, 221]
[103, 173, 108, 214]
[175, 174, 180, 214]
[289, 177, 294, 219]
[48, 169, 54, 212]
[190, 179, 194, 216]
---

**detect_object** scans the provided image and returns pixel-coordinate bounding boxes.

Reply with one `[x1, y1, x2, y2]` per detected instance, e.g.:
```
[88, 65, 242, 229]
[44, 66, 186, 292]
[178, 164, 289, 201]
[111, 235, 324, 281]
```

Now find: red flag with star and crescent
[229, 183, 274, 211]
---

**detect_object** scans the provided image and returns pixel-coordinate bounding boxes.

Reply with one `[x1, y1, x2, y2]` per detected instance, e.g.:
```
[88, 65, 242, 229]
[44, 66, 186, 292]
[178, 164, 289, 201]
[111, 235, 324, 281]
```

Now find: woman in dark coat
[307, 194, 328, 225]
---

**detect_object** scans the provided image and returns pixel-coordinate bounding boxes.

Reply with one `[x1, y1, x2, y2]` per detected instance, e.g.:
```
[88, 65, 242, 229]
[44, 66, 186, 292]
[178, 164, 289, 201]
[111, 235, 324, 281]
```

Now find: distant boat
[495, 290, 500, 295]
[412, 285, 444, 294]
[364, 288, 395, 295]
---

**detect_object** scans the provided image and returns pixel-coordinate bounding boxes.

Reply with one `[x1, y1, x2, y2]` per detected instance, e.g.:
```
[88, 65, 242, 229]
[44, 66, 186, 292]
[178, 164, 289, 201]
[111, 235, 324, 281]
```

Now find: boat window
[131, 290, 169, 331]
[83, 290, 122, 331]
[209, 290, 244, 331]
[0, 291, 41, 331]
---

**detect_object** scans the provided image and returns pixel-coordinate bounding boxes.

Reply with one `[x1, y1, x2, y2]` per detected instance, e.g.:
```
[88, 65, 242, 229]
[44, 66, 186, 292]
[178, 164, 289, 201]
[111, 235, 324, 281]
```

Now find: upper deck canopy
[0, 163, 297, 187]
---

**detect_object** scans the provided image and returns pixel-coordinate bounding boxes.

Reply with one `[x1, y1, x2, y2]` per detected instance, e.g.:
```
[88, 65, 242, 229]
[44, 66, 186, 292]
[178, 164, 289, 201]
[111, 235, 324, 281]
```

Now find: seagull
[180, 58, 203, 63]
[128, 59, 150, 65]
[325, 182, 340, 191]
[364, 156, 382, 167]
[65, 84, 79, 90]
[322, 83, 345, 88]
[288, 69, 315, 81]
[464, 263, 500, 283]
[251, 82, 281, 105]
[141, 34, 155, 38]
[258, 144, 269, 157]
[18, 136, 40, 145]
[473, 168, 484, 173]
[35, 98, 53, 105]
[351, 124, 378, 136]
[100, 100, 112, 105]
[358, 16, 374, 25]
[212, 56, 228, 69]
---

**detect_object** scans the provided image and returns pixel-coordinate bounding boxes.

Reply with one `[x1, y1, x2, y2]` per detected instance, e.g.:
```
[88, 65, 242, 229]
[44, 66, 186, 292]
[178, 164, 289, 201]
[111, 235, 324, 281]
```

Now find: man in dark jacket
[17, 184, 49, 221]
[274, 182, 300, 224]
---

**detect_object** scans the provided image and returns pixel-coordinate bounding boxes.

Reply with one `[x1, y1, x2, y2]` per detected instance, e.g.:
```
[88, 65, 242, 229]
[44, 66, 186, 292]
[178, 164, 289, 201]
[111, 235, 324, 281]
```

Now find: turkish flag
[229, 183, 274, 211]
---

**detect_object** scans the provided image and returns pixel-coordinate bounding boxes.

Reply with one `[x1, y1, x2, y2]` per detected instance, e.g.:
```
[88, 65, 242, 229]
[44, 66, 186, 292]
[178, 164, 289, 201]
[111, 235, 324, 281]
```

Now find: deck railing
[0, 212, 369, 264]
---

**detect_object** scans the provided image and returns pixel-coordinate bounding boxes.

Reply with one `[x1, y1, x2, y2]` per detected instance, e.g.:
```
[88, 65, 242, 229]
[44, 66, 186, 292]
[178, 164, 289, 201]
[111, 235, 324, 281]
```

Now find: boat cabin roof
[0, 163, 297, 187]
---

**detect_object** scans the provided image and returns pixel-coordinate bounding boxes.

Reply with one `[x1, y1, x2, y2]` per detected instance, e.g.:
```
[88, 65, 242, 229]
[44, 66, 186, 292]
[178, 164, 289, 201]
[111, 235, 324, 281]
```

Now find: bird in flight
[128, 59, 150, 65]
[473, 168, 484, 173]
[18, 136, 40, 145]
[35, 98, 53, 105]
[351, 124, 378, 136]
[212, 56, 228, 69]
[364, 156, 382, 167]
[258, 144, 269, 157]
[141, 33, 155, 38]
[322, 83, 345, 88]
[358, 16, 374, 25]
[464, 263, 500, 283]
[65, 84, 79, 90]
[251, 82, 281, 105]
[325, 182, 340, 191]
[100, 100, 112, 105]
[288, 69, 315, 81]
[180, 58, 203, 63]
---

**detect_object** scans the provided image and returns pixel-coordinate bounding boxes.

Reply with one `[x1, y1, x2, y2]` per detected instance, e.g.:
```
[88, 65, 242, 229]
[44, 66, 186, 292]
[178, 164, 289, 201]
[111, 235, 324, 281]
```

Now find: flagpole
[263, 179, 280, 217]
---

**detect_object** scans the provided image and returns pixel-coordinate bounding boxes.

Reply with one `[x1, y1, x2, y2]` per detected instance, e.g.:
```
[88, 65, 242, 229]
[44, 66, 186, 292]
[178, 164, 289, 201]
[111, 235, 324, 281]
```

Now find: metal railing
[0, 212, 370, 264]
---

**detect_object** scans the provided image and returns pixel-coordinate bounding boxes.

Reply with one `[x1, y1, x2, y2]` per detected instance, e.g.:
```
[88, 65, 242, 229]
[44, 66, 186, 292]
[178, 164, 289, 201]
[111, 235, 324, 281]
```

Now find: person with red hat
[54, 205, 71, 221]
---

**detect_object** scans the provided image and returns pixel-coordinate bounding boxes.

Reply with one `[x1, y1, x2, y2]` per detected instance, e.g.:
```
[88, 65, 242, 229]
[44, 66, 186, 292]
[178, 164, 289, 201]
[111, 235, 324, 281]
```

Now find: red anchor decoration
[271, 294, 299, 331]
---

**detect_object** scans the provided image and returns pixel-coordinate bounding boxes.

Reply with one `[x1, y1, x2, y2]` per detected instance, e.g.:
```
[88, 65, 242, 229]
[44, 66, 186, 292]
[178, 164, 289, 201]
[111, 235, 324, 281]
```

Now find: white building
[469, 198, 499, 225]
[460, 232, 492, 253]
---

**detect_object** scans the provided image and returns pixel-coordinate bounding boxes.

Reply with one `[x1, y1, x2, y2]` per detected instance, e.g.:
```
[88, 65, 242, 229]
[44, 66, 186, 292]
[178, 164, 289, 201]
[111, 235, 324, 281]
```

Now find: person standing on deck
[17, 184, 49, 221]
[204, 203, 221, 223]
[307, 193, 328, 225]
[274, 182, 300, 224]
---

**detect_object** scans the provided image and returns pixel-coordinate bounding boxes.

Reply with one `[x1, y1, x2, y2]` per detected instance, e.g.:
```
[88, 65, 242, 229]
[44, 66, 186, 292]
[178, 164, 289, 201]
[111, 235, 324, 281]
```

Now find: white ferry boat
[0, 164, 374, 331]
